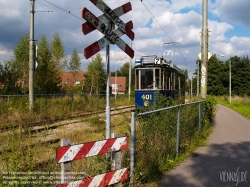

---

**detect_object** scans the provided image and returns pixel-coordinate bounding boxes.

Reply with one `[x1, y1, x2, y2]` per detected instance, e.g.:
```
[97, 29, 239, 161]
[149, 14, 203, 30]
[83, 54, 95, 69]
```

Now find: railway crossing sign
[89, 0, 133, 39]
[82, 2, 134, 38]
[81, 1, 134, 59]
[83, 20, 133, 59]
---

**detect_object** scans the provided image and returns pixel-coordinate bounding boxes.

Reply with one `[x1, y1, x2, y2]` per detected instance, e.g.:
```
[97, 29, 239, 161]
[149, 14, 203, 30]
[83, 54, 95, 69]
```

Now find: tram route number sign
[154, 58, 162, 64]
[82, 0, 134, 59]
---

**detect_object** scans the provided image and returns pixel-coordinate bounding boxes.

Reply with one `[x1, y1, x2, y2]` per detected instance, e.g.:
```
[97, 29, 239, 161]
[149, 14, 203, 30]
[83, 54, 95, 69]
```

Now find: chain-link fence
[130, 100, 210, 184]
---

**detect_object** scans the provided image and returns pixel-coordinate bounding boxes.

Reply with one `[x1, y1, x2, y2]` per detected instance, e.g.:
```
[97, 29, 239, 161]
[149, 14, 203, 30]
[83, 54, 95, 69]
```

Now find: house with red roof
[109, 76, 126, 95]
[59, 71, 86, 87]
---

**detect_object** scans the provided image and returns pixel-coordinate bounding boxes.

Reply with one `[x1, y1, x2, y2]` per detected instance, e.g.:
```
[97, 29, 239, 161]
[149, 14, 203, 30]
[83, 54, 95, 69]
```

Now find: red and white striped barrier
[57, 168, 128, 187]
[56, 137, 128, 163]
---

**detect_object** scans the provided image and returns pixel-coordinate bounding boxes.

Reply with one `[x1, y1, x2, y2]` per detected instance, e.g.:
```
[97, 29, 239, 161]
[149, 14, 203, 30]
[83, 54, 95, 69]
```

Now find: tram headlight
[144, 100, 149, 107]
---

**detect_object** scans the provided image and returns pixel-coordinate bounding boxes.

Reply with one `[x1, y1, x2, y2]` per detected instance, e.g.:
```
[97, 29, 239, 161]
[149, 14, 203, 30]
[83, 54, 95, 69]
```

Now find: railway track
[0, 105, 134, 156]
[0, 105, 134, 133]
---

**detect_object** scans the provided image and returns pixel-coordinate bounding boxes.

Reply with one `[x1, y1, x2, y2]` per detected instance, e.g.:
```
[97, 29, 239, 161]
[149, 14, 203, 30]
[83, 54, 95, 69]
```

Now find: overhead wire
[43, 0, 134, 14]
[42, 0, 188, 68]
[140, 1, 187, 68]
[43, 0, 84, 21]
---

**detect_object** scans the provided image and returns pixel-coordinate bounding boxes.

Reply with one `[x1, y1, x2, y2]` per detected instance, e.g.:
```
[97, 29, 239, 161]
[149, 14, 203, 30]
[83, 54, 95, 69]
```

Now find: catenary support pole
[200, 0, 208, 99]
[29, 0, 35, 110]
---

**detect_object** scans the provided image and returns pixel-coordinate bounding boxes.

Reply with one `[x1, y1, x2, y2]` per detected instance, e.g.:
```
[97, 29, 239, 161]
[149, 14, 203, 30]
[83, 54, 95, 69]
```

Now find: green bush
[134, 97, 216, 183]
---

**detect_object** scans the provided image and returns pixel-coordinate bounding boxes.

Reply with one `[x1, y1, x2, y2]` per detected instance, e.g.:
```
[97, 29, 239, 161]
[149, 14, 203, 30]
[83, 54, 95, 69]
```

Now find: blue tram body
[135, 55, 185, 107]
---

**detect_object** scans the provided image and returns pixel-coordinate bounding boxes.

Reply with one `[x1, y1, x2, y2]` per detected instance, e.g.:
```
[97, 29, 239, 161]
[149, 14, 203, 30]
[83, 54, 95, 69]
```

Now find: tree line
[4, 33, 248, 97]
[189, 55, 250, 96]
[0, 33, 134, 95]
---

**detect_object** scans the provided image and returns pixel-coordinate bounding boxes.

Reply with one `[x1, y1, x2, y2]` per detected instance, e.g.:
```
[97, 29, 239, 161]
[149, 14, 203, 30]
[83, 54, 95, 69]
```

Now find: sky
[0, 0, 250, 78]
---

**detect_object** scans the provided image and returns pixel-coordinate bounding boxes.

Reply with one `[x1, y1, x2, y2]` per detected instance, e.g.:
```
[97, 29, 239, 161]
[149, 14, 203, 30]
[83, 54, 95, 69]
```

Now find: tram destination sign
[141, 55, 157, 63]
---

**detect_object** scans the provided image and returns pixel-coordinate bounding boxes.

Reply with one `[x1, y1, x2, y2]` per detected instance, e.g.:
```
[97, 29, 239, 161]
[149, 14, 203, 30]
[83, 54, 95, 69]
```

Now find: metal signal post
[81, 0, 134, 144]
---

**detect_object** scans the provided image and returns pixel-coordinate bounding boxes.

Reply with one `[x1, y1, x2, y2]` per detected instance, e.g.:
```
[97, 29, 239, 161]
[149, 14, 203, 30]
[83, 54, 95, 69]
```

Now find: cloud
[213, 0, 250, 27]
[0, 0, 249, 77]
[168, 0, 201, 12]
[209, 21, 234, 42]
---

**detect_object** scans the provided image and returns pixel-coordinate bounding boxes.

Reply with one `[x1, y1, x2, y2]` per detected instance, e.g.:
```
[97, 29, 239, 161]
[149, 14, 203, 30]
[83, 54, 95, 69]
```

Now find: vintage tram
[135, 55, 185, 107]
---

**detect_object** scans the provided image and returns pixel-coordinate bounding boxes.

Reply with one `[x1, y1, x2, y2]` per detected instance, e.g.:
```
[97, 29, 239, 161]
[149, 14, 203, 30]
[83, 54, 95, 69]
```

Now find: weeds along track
[0, 105, 133, 173]
[0, 105, 134, 155]
[0, 105, 134, 133]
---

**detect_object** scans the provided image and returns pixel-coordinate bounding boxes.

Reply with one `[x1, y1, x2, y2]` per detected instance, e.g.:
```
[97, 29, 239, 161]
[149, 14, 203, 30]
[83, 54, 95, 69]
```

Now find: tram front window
[141, 69, 153, 89]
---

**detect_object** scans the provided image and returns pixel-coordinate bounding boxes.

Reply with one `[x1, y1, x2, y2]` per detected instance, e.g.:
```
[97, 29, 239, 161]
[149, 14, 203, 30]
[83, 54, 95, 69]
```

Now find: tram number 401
[141, 94, 153, 101]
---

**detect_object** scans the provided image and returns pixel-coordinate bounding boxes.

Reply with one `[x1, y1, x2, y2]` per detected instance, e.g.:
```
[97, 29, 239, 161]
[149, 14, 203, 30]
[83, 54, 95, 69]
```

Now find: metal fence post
[130, 110, 135, 187]
[176, 105, 181, 157]
[199, 101, 201, 131]
[7, 95, 10, 110]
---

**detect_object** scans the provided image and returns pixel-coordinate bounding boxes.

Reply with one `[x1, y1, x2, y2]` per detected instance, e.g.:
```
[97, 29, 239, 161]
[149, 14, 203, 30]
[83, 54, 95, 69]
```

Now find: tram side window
[165, 71, 170, 90]
[135, 69, 139, 89]
[141, 69, 153, 89]
[175, 74, 179, 90]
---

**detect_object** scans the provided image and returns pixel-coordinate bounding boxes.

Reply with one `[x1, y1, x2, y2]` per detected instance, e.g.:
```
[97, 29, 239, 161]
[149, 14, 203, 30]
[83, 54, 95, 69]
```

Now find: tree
[69, 48, 81, 73]
[51, 33, 67, 71]
[207, 55, 227, 95]
[83, 54, 106, 95]
[12, 33, 30, 93]
[183, 69, 188, 81]
[230, 56, 250, 96]
[0, 60, 21, 94]
[0, 63, 2, 80]
[35, 34, 62, 94]
[0, 34, 30, 94]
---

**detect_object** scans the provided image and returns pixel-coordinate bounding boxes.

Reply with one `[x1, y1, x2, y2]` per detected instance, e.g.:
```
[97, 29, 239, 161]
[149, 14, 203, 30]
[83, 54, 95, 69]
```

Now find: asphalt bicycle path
[159, 104, 250, 187]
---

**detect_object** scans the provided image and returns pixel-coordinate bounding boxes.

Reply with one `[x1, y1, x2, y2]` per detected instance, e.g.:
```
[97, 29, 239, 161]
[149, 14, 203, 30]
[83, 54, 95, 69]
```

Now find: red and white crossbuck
[81, 0, 134, 59]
